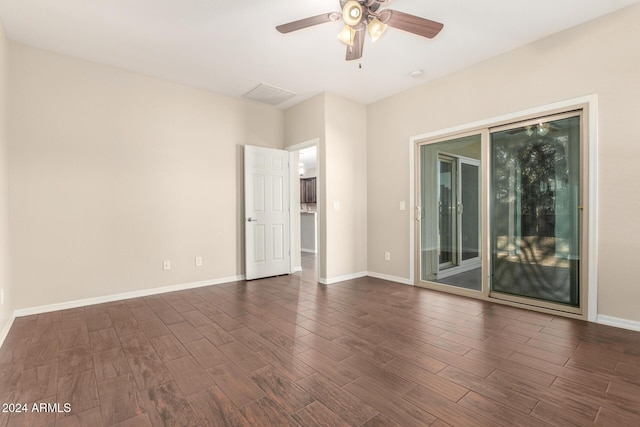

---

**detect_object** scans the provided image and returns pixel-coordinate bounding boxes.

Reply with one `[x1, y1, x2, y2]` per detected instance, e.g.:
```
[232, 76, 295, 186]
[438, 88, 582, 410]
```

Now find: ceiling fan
[276, 0, 444, 61]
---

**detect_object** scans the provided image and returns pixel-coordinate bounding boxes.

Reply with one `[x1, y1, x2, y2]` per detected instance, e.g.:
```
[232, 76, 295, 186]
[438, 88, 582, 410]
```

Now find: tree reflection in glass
[491, 116, 580, 306]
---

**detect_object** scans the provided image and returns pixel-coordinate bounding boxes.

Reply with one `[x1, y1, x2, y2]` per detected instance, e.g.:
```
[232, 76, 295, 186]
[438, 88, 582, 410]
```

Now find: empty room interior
[1, 1, 640, 426]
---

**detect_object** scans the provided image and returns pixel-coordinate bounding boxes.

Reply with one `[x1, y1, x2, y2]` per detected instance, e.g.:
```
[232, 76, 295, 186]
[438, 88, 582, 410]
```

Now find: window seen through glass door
[420, 134, 482, 291]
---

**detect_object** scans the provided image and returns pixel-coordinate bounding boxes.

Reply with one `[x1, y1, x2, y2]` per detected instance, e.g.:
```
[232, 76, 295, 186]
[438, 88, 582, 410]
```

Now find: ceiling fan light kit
[276, 0, 444, 61]
[367, 17, 388, 42]
[338, 25, 357, 46]
[343, 1, 364, 26]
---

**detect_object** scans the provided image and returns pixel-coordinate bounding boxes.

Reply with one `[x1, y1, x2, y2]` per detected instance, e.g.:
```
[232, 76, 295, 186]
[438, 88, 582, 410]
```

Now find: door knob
[247, 217, 258, 222]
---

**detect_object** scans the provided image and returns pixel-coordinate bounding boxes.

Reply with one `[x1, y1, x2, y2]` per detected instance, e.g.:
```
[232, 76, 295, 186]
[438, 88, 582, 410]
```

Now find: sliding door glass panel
[420, 134, 482, 291]
[438, 156, 456, 268]
[461, 162, 480, 261]
[490, 115, 580, 306]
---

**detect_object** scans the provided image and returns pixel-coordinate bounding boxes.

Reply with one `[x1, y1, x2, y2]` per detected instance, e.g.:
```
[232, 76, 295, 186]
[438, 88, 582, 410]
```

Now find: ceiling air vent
[243, 83, 295, 106]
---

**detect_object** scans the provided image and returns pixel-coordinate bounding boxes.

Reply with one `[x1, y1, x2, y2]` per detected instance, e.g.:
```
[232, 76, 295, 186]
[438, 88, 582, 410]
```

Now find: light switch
[333, 201, 341, 211]
[399, 201, 406, 211]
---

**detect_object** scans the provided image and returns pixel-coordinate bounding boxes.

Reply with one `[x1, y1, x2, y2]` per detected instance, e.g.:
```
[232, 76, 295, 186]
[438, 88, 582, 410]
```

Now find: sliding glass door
[419, 134, 482, 291]
[490, 113, 582, 309]
[416, 109, 586, 316]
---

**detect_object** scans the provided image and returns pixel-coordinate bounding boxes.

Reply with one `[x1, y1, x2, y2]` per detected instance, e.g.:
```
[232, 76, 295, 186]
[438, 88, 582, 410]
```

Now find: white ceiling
[1, 0, 638, 109]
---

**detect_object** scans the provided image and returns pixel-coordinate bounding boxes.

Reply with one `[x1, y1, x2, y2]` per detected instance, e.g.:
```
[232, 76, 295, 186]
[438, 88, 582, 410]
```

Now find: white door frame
[288, 139, 320, 281]
[434, 152, 481, 279]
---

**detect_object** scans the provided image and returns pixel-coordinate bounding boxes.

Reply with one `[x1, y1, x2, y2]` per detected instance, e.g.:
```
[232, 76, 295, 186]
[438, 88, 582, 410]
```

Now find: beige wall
[285, 94, 326, 277]
[284, 93, 367, 282]
[0, 22, 12, 329]
[324, 93, 367, 279]
[367, 4, 640, 322]
[9, 43, 284, 309]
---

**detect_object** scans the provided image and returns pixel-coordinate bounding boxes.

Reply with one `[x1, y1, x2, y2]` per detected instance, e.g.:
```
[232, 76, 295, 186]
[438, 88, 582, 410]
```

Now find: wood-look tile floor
[1, 256, 640, 426]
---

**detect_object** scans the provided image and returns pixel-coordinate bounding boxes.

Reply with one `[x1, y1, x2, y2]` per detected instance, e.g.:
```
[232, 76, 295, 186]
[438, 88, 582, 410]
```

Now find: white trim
[287, 138, 321, 283]
[13, 275, 244, 317]
[0, 313, 16, 348]
[586, 97, 599, 322]
[409, 95, 599, 321]
[301, 248, 317, 254]
[410, 95, 597, 142]
[318, 271, 368, 285]
[409, 132, 415, 285]
[292, 266, 302, 273]
[597, 315, 640, 333]
[367, 271, 413, 286]
[288, 149, 297, 275]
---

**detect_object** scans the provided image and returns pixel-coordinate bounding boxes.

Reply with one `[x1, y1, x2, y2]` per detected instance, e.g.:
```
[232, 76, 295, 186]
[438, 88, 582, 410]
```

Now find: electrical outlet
[163, 260, 171, 271]
[195, 256, 203, 267]
[384, 252, 391, 261]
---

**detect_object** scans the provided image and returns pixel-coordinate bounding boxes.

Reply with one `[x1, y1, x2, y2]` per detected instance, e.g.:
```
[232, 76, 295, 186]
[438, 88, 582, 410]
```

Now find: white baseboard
[0, 313, 16, 348]
[367, 271, 413, 286]
[318, 271, 368, 285]
[292, 266, 302, 273]
[301, 248, 317, 253]
[13, 275, 245, 318]
[597, 314, 640, 332]
[318, 271, 412, 286]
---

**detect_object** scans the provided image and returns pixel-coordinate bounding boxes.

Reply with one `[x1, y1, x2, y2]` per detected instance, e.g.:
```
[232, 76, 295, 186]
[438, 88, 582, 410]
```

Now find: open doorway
[288, 140, 319, 282]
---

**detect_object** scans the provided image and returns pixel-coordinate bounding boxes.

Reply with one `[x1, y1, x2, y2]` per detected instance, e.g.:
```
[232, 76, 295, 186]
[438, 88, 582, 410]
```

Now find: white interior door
[244, 145, 291, 280]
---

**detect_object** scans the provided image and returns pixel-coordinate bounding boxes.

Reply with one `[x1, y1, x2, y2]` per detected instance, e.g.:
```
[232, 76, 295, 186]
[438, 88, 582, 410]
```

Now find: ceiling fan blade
[376, 0, 396, 4]
[276, 12, 341, 34]
[384, 10, 443, 39]
[346, 26, 365, 61]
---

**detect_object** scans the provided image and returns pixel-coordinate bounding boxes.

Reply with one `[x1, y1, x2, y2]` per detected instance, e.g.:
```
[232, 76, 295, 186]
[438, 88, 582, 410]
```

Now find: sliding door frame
[412, 134, 486, 297]
[409, 96, 598, 321]
[487, 110, 586, 315]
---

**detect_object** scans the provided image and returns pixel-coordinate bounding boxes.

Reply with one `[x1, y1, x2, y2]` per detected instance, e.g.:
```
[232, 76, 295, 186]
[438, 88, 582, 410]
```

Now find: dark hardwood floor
[1, 254, 640, 426]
